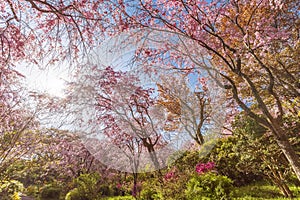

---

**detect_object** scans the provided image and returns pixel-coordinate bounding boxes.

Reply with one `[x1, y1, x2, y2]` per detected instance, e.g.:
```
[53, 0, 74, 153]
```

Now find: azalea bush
[185, 172, 233, 200]
[195, 162, 216, 174]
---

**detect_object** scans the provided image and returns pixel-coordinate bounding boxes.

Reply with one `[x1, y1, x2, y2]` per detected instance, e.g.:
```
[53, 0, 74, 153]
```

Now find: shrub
[65, 173, 103, 200]
[140, 186, 163, 200]
[195, 162, 215, 174]
[140, 180, 163, 200]
[0, 180, 24, 200]
[99, 184, 113, 196]
[209, 137, 263, 186]
[39, 183, 62, 200]
[26, 185, 39, 198]
[161, 169, 190, 200]
[65, 188, 82, 200]
[11, 192, 21, 200]
[185, 172, 233, 200]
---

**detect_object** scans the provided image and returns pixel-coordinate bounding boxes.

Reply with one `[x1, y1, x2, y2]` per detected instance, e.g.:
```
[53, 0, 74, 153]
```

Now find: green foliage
[209, 113, 299, 192]
[139, 169, 188, 200]
[65, 173, 103, 200]
[232, 114, 267, 139]
[99, 184, 114, 196]
[65, 188, 82, 200]
[165, 149, 206, 197]
[39, 182, 62, 200]
[140, 180, 163, 200]
[0, 161, 25, 181]
[169, 139, 218, 173]
[75, 173, 101, 198]
[25, 185, 39, 198]
[0, 180, 24, 200]
[11, 192, 21, 200]
[1, 154, 63, 187]
[161, 172, 189, 199]
[230, 113, 297, 197]
[286, 174, 300, 187]
[185, 172, 233, 200]
[170, 150, 206, 173]
[209, 137, 263, 186]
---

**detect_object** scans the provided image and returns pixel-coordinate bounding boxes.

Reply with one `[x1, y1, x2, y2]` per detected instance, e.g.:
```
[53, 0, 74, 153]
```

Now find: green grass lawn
[89, 181, 300, 200]
[233, 182, 300, 200]
[102, 196, 135, 200]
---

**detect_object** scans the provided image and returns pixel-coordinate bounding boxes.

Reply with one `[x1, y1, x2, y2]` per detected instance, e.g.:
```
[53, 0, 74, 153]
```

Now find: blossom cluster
[164, 167, 178, 181]
[164, 171, 175, 180]
[195, 161, 215, 174]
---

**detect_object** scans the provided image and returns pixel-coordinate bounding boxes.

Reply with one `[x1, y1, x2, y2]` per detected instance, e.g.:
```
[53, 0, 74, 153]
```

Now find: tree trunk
[270, 168, 293, 198]
[281, 181, 293, 198]
[132, 173, 138, 198]
[274, 178, 293, 198]
[196, 122, 205, 145]
[277, 170, 294, 198]
[273, 126, 300, 182]
[143, 139, 161, 170]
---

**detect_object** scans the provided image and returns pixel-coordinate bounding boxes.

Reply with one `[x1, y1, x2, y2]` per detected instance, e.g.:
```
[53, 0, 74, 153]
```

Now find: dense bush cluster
[185, 172, 233, 200]
[0, 115, 298, 200]
[0, 180, 24, 200]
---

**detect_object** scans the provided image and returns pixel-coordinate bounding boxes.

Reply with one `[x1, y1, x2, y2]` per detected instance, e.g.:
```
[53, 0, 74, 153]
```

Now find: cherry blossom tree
[0, 68, 42, 176]
[1, 0, 112, 67]
[0, 1, 112, 136]
[0, 109, 39, 178]
[38, 129, 105, 178]
[65, 65, 171, 196]
[93, 0, 300, 180]
[74, 66, 168, 171]
[156, 72, 226, 146]
[0, 0, 109, 176]
[2, 0, 299, 181]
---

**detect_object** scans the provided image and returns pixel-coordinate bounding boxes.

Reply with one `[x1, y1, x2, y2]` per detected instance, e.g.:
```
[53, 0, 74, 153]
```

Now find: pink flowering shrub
[116, 183, 122, 189]
[164, 167, 178, 181]
[195, 162, 215, 174]
[164, 171, 175, 181]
